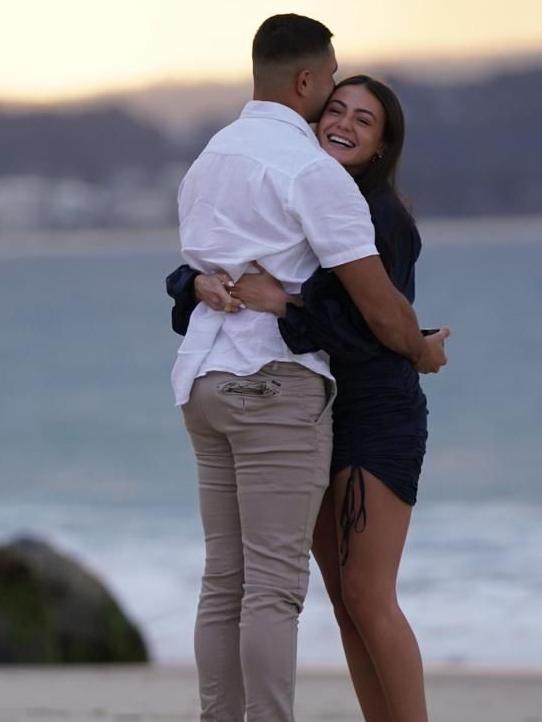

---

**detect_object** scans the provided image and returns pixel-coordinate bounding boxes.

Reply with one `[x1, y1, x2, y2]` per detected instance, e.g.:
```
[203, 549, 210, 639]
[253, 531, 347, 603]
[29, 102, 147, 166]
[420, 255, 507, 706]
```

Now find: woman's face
[317, 83, 386, 176]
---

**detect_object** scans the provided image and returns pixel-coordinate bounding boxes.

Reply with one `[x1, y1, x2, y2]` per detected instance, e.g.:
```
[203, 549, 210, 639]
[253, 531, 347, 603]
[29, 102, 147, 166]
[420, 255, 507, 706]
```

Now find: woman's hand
[230, 263, 295, 316]
[194, 272, 244, 313]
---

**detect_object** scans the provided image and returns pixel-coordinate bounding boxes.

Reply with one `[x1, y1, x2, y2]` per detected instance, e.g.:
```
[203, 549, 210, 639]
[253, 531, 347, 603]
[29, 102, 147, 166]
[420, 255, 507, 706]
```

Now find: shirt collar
[240, 101, 320, 147]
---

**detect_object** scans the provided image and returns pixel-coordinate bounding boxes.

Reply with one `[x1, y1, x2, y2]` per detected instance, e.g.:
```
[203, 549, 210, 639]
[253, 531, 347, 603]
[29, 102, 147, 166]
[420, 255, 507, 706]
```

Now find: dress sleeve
[368, 187, 421, 304]
[165, 264, 201, 336]
[277, 267, 382, 361]
[387, 219, 421, 304]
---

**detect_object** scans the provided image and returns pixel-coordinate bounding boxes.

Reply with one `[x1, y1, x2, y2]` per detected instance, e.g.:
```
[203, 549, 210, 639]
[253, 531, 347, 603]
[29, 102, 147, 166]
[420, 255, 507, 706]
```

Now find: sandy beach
[0, 664, 541, 722]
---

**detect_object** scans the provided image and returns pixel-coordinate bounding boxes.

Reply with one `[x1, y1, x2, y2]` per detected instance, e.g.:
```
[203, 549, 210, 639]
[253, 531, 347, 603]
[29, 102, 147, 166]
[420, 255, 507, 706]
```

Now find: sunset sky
[2, 0, 541, 101]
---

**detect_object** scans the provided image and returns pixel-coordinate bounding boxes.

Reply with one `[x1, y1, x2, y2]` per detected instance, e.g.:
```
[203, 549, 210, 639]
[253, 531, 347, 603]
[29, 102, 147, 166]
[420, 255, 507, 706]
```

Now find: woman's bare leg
[312, 485, 392, 722]
[334, 469, 428, 722]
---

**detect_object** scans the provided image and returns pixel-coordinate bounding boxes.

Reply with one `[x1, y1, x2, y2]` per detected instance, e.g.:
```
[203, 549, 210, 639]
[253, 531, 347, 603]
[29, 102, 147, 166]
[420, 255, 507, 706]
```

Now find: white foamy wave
[1, 500, 541, 666]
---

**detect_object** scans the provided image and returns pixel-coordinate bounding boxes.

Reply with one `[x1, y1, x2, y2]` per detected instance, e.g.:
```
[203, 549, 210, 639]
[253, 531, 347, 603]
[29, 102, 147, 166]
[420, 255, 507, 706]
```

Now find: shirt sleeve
[288, 157, 378, 268]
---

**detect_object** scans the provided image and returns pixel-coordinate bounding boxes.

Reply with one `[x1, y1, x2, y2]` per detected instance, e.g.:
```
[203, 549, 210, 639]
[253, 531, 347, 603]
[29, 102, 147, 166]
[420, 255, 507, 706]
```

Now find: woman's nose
[336, 114, 353, 131]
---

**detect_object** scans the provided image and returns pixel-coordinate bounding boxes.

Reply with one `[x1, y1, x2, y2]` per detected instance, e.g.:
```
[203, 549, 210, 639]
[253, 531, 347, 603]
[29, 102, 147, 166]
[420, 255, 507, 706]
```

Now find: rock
[0, 537, 149, 664]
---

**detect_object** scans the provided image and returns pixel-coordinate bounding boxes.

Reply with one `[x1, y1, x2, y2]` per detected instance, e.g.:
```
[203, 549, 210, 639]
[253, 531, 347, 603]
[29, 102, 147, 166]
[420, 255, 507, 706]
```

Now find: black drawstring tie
[339, 467, 367, 565]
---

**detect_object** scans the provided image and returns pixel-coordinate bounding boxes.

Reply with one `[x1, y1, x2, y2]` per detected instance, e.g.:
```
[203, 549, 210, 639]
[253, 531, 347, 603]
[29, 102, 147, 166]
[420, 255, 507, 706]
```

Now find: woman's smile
[318, 83, 386, 175]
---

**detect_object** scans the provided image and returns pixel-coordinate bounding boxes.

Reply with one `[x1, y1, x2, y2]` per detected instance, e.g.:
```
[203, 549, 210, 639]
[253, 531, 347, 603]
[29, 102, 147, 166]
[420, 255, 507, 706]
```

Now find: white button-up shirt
[171, 101, 377, 406]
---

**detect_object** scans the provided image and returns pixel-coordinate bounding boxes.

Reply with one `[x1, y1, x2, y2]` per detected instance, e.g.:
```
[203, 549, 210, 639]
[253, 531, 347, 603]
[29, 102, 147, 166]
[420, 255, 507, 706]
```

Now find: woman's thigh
[333, 468, 412, 600]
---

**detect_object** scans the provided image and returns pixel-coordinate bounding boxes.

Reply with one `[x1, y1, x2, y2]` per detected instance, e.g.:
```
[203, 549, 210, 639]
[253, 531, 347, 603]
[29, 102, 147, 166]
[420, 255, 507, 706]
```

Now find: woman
[177, 76, 441, 722]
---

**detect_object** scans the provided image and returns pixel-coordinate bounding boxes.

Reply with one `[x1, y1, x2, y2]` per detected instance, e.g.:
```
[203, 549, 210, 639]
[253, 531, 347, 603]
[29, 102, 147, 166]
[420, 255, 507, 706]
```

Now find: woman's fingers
[216, 272, 235, 289]
[195, 273, 244, 312]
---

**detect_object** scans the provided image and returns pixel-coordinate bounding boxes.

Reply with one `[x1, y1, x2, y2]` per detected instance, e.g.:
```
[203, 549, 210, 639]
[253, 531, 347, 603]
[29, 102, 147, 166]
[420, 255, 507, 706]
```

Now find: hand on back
[230, 263, 289, 316]
[195, 264, 289, 316]
[194, 273, 244, 313]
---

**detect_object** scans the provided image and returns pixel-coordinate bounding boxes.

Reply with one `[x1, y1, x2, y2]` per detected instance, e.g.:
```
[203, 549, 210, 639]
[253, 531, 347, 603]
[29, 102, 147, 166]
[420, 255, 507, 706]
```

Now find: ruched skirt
[330, 352, 428, 561]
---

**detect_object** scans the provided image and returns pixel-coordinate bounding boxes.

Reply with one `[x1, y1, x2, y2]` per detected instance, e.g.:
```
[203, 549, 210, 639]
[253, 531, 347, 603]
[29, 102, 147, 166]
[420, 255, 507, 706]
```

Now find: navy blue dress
[277, 184, 428, 561]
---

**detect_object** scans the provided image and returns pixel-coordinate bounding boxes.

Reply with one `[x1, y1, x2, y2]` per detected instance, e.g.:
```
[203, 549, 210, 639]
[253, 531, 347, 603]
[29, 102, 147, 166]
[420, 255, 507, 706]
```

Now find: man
[172, 14, 448, 722]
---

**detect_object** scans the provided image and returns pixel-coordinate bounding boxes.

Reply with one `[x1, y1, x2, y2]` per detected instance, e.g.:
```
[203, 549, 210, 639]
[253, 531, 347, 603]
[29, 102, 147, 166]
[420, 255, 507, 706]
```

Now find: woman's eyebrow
[328, 99, 376, 119]
[328, 99, 346, 109]
[355, 108, 377, 119]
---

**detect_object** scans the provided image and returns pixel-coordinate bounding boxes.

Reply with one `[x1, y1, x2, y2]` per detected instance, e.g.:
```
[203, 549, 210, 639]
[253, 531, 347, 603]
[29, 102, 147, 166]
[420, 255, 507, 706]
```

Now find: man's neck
[252, 89, 308, 121]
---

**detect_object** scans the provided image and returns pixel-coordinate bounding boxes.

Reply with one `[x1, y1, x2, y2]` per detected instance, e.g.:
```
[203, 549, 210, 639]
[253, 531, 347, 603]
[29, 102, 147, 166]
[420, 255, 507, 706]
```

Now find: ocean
[1, 216, 541, 666]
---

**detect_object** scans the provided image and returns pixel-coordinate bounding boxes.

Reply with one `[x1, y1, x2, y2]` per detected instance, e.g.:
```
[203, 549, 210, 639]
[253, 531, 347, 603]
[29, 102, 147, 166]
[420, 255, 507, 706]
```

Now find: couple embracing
[168, 13, 450, 722]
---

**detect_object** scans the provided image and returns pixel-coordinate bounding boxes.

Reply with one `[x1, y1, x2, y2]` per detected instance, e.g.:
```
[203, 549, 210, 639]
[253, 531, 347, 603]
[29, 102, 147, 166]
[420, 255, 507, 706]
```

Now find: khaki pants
[182, 362, 334, 722]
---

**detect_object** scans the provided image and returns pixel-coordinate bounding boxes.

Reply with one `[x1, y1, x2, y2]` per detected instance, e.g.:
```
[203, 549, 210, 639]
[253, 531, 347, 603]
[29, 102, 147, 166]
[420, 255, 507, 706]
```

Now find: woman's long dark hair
[332, 75, 409, 272]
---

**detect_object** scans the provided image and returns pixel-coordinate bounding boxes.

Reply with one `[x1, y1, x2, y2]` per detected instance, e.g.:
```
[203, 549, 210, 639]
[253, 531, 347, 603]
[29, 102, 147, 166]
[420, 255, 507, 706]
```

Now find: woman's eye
[356, 117, 370, 126]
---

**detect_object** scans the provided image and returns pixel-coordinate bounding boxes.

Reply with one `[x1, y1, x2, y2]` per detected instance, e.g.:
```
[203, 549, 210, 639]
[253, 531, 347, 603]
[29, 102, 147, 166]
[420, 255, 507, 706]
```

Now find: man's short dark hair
[252, 14, 333, 67]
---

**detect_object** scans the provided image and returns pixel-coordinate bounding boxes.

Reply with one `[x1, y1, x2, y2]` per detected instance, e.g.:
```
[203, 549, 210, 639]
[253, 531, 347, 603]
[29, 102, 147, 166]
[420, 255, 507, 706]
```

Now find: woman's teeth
[328, 134, 354, 148]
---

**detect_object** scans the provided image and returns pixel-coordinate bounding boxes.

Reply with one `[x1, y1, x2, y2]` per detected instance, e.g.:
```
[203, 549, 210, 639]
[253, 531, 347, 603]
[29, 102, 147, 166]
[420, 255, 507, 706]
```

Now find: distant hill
[0, 107, 186, 183]
[1, 63, 541, 219]
[393, 66, 542, 215]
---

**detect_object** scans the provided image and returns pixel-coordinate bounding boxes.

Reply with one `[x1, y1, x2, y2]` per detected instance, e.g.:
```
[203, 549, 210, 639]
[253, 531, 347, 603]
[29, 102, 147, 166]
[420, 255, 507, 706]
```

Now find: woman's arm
[166, 264, 202, 335]
[166, 264, 244, 336]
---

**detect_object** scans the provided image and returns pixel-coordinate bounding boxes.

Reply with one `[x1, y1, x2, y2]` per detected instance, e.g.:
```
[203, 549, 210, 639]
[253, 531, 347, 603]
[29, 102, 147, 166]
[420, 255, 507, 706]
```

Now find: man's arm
[291, 159, 449, 373]
[333, 256, 449, 373]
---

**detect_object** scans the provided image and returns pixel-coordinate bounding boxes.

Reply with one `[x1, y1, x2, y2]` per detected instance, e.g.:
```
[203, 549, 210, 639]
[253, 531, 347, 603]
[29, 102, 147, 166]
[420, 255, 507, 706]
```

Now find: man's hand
[414, 327, 451, 374]
[334, 257, 450, 371]
[230, 262, 294, 316]
[194, 272, 244, 313]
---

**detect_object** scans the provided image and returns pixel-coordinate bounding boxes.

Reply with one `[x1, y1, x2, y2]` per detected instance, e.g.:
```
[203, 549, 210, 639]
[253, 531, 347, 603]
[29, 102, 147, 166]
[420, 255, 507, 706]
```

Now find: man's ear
[294, 68, 312, 97]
